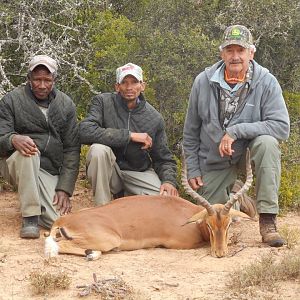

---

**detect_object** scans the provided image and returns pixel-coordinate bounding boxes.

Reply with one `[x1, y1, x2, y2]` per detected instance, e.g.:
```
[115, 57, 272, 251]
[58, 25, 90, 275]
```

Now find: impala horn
[222, 148, 253, 215]
[181, 145, 215, 216]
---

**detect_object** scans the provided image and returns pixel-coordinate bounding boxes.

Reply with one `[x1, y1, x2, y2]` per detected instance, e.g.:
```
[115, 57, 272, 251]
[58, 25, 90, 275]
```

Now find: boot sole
[20, 227, 40, 239]
[262, 238, 285, 247]
[20, 232, 40, 239]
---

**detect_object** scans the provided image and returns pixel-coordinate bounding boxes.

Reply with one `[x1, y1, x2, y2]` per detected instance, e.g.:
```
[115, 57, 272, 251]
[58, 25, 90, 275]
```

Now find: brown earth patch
[0, 178, 299, 300]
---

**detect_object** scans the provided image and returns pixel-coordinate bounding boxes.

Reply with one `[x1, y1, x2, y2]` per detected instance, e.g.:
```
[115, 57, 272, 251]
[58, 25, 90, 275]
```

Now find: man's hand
[53, 191, 72, 215]
[130, 132, 152, 150]
[219, 133, 235, 157]
[188, 176, 203, 190]
[159, 183, 178, 197]
[11, 134, 39, 157]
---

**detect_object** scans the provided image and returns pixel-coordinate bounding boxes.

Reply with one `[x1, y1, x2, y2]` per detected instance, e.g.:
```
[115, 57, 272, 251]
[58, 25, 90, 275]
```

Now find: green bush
[280, 162, 300, 211]
[279, 92, 300, 211]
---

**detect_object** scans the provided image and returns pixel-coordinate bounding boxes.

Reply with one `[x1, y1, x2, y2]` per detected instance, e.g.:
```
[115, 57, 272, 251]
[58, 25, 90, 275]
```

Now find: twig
[228, 245, 247, 257]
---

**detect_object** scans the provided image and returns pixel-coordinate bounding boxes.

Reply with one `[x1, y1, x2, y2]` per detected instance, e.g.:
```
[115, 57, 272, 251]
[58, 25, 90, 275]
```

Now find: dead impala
[45, 150, 253, 260]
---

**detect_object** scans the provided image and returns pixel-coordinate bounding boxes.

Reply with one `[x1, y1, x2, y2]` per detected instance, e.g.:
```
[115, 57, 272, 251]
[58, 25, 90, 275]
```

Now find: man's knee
[250, 135, 281, 169]
[250, 135, 279, 152]
[250, 135, 280, 159]
[6, 152, 40, 183]
[87, 144, 115, 163]
[7, 151, 40, 167]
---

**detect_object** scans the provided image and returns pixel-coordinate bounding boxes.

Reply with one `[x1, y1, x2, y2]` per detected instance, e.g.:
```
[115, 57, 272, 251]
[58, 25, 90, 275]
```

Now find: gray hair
[219, 44, 256, 53]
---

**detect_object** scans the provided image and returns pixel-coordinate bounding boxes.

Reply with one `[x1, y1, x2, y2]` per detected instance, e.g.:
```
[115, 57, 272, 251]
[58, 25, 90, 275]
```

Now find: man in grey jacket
[80, 63, 178, 205]
[183, 25, 290, 247]
[0, 55, 80, 238]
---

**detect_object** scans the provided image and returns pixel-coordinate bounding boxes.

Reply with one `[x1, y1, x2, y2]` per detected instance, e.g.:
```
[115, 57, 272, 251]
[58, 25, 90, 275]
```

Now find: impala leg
[56, 240, 102, 260]
[56, 240, 88, 257]
[85, 249, 102, 261]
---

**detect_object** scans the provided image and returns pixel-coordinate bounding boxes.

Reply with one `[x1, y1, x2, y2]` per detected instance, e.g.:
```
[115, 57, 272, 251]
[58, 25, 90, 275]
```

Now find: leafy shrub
[279, 92, 300, 211]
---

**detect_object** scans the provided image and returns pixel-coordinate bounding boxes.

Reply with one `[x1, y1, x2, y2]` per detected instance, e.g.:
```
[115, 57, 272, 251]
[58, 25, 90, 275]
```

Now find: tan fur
[45, 195, 252, 259]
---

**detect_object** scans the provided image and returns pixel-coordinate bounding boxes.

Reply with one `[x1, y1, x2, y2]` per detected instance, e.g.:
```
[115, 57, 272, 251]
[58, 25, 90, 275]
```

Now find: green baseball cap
[220, 25, 253, 49]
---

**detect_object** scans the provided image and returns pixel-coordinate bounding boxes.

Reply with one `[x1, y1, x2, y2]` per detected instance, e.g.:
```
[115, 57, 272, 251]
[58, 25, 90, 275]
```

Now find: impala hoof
[85, 249, 101, 261]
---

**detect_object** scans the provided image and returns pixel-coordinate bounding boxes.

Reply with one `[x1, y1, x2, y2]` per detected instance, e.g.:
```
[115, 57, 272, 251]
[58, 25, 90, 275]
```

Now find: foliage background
[0, 0, 299, 210]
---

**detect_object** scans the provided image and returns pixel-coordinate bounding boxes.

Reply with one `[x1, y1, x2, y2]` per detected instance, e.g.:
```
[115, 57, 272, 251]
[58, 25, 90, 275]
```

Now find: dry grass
[226, 248, 300, 299]
[229, 231, 242, 245]
[76, 273, 133, 299]
[0, 178, 14, 192]
[279, 225, 300, 249]
[29, 271, 71, 295]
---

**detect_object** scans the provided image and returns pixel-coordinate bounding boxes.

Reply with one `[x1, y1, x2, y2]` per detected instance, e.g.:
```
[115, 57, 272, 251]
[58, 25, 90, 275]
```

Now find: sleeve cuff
[225, 129, 237, 140]
[8, 134, 16, 150]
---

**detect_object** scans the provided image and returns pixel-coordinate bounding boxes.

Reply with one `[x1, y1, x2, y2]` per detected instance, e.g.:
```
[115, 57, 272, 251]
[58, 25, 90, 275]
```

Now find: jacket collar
[116, 92, 146, 112]
[205, 60, 270, 90]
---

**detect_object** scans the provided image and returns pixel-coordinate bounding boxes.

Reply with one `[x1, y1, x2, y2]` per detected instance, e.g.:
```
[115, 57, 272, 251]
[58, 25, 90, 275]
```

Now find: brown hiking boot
[259, 213, 285, 247]
[232, 180, 257, 218]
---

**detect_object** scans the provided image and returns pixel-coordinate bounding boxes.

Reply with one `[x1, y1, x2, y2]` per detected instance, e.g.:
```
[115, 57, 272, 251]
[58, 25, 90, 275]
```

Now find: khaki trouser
[0, 151, 59, 228]
[198, 135, 281, 214]
[86, 144, 161, 205]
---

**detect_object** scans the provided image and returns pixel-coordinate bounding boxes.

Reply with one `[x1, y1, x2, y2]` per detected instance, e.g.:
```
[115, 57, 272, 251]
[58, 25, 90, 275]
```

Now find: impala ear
[182, 210, 208, 226]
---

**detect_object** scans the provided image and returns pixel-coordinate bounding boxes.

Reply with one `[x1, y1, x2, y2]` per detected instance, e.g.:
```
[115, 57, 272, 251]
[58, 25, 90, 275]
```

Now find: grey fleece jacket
[79, 92, 177, 187]
[183, 60, 290, 180]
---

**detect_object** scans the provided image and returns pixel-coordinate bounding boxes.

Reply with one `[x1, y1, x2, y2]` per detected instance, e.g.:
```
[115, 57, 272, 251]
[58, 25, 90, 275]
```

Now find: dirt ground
[0, 177, 299, 300]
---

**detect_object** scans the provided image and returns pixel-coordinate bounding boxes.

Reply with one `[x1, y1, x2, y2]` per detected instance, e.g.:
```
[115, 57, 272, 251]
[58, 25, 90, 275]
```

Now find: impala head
[182, 147, 253, 257]
[185, 203, 250, 257]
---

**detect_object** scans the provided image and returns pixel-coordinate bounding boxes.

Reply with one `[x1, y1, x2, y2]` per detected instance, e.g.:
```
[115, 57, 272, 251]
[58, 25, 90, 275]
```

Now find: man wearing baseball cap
[183, 25, 290, 247]
[80, 63, 178, 205]
[0, 54, 80, 238]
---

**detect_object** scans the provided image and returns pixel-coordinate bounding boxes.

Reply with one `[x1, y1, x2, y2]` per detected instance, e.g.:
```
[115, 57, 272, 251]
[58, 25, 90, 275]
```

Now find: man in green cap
[183, 25, 290, 247]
